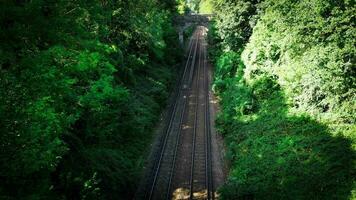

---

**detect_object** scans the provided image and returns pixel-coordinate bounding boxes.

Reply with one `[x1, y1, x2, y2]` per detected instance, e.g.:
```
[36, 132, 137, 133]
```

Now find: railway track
[184, 27, 213, 200]
[203, 34, 214, 200]
[136, 26, 215, 200]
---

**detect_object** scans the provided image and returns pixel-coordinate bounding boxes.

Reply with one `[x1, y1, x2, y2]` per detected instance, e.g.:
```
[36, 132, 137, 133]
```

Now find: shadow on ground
[216, 75, 355, 199]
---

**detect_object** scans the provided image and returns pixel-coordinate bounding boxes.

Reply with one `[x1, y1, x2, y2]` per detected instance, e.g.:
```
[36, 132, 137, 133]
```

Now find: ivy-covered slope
[209, 0, 355, 199]
[0, 0, 182, 199]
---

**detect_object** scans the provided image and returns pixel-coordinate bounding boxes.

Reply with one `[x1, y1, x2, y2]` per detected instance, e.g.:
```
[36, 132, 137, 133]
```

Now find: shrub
[209, 0, 356, 198]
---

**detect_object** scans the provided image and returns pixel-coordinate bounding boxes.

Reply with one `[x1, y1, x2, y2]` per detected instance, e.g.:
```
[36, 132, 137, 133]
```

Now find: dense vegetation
[185, 0, 213, 14]
[199, 0, 214, 14]
[186, 0, 201, 13]
[0, 0, 183, 199]
[209, 0, 355, 199]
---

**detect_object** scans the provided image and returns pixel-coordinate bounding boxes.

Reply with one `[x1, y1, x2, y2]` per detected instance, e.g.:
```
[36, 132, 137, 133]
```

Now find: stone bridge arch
[174, 14, 214, 45]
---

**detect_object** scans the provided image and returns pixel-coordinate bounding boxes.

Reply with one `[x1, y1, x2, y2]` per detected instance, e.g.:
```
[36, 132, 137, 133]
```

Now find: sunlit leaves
[0, 0, 180, 199]
[209, 0, 355, 199]
[242, 0, 356, 123]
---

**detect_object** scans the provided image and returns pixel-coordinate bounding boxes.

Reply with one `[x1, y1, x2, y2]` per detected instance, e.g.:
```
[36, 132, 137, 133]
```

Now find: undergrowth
[208, 2, 356, 195]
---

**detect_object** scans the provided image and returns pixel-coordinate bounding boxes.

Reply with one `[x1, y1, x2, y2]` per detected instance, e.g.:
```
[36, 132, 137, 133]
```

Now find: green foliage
[176, 0, 189, 14]
[213, 0, 262, 51]
[187, 0, 202, 13]
[242, 0, 356, 125]
[0, 0, 182, 199]
[183, 25, 196, 46]
[212, 52, 355, 199]
[209, 0, 356, 198]
[199, 0, 214, 14]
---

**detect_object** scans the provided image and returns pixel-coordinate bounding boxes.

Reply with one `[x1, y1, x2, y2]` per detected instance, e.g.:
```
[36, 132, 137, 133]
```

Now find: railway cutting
[135, 26, 225, 200]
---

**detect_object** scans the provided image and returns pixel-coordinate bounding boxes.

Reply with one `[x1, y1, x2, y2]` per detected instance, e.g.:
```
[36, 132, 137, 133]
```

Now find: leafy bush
[199, 0, 214, 14]
[212, 52, 355, 199]
[242, 0, 356, 125]
[208, 0, 356, 197]
[0, 0, 182, 199]
[214, 0, 262, 51]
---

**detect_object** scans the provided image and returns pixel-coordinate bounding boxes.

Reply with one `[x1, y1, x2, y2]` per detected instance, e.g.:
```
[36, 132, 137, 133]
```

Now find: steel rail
[203, 32, 214, 200]
[166, 28, 202, 200]
[189, 27, 203, 200]
[147, 28, 201, 200]
[166, 28, 200, 200]
[203, 32, 210, 200]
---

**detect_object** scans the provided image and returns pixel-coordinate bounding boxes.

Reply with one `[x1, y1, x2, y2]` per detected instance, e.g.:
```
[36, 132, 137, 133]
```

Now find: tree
[0, 0, 181, 199]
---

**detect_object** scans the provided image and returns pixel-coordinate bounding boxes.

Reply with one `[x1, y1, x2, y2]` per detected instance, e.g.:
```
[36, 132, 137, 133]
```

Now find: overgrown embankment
[0, 1, 182, 199]
[209, 0, 355, 199]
